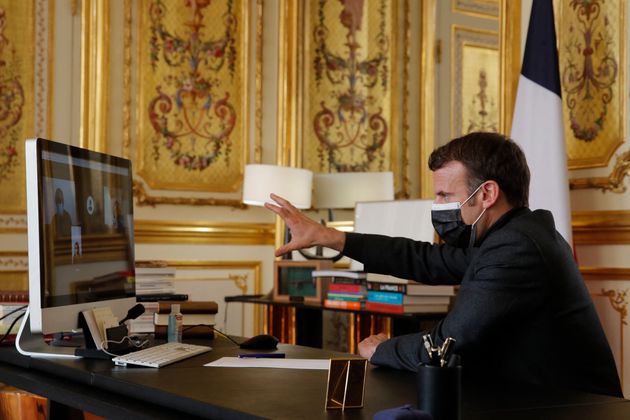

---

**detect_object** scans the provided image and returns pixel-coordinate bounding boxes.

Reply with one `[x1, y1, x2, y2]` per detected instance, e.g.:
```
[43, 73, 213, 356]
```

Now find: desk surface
[1, 337, 629, 420]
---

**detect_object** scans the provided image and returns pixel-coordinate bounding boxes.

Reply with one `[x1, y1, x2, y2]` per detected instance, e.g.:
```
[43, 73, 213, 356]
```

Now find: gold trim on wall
[499, 0, 520, 135]
[80, 0, 109, 152]
[122, 0, 132, 157]
[132, 180, 246, 208]
[570, 149, 630, 193]
[572, 210, 630, 245]
[418, 0, 436, 198]
[254, 0, 264, 163]
[581, 267, 630, 281]
[452, 0, 499, 19]
[276, 0, 300, 167]
[400, 0, 411, 199]
[134, 220, 274, 245]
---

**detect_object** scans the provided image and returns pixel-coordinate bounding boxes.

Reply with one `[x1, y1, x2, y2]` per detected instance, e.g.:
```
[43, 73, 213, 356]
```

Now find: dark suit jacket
[343, 207, 622, 397]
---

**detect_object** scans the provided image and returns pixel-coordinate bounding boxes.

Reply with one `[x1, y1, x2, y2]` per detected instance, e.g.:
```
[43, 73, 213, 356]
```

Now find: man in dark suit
[265, 132, 622, 397]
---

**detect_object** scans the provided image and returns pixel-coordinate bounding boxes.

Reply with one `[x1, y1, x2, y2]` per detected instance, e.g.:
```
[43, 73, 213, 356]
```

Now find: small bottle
[167, 304, 183, 343]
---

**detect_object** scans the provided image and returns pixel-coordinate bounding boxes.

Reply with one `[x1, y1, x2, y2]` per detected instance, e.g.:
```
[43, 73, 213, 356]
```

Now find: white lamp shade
[242, 164, 313, 209]
[313, 171, 394, 209]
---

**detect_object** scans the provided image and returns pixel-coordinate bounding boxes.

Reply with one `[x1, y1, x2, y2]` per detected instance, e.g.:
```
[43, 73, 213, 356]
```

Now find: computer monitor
[17, 138, 136, 358]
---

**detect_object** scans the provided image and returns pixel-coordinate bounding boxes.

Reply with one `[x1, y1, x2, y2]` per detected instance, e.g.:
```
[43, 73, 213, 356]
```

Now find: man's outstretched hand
[264, 193, 346, 257]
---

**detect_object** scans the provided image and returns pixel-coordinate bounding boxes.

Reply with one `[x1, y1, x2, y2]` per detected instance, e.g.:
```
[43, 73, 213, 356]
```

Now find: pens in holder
[439, 337, 456, 367]
[238, 353, 286, 359]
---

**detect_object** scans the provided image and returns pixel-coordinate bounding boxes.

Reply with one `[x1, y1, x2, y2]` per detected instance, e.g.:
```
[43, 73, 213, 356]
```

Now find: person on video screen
[52, 188, 72, 237]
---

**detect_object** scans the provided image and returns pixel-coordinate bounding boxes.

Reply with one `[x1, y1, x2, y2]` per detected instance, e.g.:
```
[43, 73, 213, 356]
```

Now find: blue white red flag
[511, 0, 572, 244]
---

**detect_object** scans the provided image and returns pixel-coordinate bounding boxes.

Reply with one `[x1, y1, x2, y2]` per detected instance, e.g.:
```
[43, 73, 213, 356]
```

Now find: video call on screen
[40, 149, 134, 307]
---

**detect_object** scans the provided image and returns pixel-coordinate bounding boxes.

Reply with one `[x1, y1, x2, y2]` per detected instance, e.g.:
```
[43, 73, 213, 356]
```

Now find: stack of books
[312, 270, 367, 310]
[365, 273, 455, 314]
[130, 263, 187, 334]
[135, 264, 177, 298]
[154, 301, 218, 339]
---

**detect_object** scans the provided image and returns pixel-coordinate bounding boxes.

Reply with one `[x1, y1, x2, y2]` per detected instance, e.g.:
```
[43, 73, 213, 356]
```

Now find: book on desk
[153, 301, 218, 339]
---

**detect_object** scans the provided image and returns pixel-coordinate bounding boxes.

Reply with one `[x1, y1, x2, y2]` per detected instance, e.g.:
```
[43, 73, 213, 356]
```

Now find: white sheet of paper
[204, 357, 330, 370]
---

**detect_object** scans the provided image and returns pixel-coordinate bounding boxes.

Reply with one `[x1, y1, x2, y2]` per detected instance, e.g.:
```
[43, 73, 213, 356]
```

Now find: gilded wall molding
[590, 286, 628, 385]
[452, 0, 499, 19]
[572, 210, 630, 245]
[0, 215, 27, 233]
[400, 0, 411, 199]
[418, 0, 436, 198]
[132, 180, 246, 209]
[254, 0, 264, 163]
[570, 149, 630, 193]
[134, 220, 274, 245]
[80, 0, 109, 152]
[499, 0, 520, 135]
[581, 267, 630, 281]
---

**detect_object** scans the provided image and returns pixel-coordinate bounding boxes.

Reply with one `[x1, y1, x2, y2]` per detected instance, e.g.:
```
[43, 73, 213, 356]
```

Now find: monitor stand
[15, 308, 81, 358]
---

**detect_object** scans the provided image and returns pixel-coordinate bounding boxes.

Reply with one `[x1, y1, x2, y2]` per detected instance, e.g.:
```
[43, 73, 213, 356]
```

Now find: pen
[439, 337, 456, 367]
[238, 353, 286, 358]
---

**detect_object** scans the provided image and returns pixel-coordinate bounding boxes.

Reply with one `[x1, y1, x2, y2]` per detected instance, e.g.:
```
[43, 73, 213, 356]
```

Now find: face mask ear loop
[461, 182, 485, 207]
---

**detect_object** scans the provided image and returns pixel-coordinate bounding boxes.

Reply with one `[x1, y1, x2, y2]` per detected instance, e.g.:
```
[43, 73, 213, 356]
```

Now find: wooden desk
[0, 337, 629, 419]
[225, 295, 446, 353]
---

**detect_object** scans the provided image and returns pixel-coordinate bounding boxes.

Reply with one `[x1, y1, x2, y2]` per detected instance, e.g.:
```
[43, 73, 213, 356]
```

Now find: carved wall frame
[0, 0, 53, 216]
[557, 0, 626, 170]
[450, 25, 500, 138]
[122, 0, 264, 206]
[280, 0, 408, 197]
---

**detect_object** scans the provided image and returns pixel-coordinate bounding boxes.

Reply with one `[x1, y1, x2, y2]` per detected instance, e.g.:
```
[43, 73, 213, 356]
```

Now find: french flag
[511, 0, 572, 244]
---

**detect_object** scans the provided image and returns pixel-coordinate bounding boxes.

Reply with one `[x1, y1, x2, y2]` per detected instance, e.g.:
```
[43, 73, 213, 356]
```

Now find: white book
[311, 270, 366, 279]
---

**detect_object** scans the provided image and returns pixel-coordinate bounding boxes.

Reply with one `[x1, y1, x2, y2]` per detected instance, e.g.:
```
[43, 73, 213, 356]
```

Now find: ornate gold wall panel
[283, 0, 408, 197]
[0, 0, 35, 214]
[134, 0, 249, 193]
[451, 26, 499, 137]
[557, 0, 626, 169]
[134, 220, 274, 244]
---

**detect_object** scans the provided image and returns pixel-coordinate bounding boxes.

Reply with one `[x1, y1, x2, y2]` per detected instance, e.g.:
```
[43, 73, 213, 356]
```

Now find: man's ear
[481, 180, 500, 208]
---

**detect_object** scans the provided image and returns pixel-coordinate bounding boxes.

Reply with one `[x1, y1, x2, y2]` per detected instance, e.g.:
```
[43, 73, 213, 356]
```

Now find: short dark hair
[428, 132, 530, 208]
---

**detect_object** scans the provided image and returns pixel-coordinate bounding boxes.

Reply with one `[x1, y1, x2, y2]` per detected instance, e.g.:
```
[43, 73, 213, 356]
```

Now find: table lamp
[242, 164, 313, 209]
[303, 171, 394, 260]
[242, 164, 313, 259]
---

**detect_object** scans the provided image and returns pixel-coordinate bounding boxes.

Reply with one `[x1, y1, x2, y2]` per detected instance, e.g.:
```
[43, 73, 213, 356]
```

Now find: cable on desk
[211, 326, 243, 347]
[0, 309, 26, 345]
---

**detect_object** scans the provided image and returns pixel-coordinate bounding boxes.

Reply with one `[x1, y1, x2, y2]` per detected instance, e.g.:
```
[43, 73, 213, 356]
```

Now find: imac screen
[34, 139, 135, 310]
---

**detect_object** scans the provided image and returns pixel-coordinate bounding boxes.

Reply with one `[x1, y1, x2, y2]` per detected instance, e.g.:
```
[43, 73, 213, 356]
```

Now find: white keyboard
[112, 342, 212, 368]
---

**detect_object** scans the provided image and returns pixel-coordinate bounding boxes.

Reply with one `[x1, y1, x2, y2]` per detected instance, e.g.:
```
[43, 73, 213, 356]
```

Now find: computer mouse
[239, 334, 279, 350]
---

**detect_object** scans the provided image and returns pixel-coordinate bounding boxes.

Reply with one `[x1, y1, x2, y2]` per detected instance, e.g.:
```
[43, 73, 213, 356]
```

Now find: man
[52, 188, 72, 238]
[265, 132, 622, 397]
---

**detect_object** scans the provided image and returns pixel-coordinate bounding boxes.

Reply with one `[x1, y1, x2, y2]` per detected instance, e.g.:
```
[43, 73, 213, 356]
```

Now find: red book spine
[327, 283, 364, 294]
[365, 301, 404, 314]
[324, 299, 362, 310]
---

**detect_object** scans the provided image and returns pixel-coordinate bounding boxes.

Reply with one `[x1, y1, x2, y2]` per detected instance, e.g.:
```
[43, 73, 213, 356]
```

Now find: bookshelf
[224, 295, 443, 353]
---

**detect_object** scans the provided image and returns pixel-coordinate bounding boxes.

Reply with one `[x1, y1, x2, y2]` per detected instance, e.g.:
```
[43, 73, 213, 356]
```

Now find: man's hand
[358, 333, 389, 361]
[264, 193, 346, 257]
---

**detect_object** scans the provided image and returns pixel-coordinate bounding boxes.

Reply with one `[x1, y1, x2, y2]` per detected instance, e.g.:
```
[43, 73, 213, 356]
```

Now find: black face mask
[431, 183, 486, 248]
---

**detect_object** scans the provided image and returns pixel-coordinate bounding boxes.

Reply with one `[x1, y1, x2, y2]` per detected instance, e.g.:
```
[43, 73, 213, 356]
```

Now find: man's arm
[264, 194, 346, 257]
